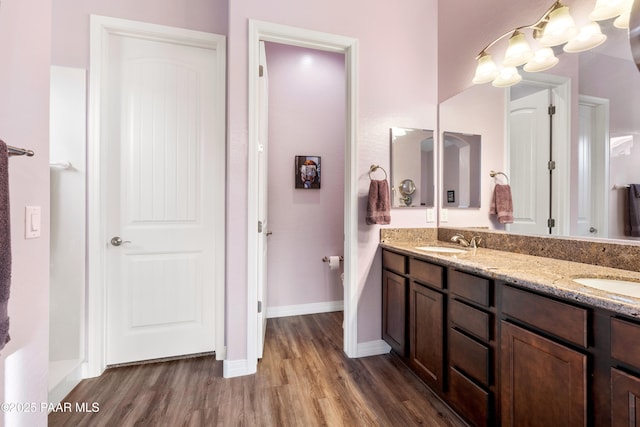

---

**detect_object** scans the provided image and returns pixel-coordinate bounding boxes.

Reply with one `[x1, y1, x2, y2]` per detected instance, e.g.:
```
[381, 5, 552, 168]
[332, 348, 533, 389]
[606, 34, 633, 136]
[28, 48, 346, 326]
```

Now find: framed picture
[295, 155, 321, 189]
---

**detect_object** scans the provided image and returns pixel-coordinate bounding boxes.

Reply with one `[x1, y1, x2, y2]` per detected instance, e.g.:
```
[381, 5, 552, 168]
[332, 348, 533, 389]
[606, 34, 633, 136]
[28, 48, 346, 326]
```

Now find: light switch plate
[426, 207, 435, 223]
[440, 208, 449, 223]
[25, 206, 41, 239]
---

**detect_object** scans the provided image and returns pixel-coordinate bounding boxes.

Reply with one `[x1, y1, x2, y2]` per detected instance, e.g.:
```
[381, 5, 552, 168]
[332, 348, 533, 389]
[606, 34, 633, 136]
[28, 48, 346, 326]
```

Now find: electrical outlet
[440, 208, 449, 222]
[426, 207, 435, 223]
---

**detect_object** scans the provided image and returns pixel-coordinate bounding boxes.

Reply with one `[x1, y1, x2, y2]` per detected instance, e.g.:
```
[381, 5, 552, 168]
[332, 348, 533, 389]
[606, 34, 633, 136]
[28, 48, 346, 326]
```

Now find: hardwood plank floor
[49, 312, 467, 426]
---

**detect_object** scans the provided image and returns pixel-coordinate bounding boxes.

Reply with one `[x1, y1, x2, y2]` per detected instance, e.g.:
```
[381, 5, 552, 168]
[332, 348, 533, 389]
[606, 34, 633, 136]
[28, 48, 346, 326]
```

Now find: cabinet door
[500, 321, 587, 427]
[382, 269, 407, 356]
[410, 282, 444, 391]
[611, 368, 640, 427]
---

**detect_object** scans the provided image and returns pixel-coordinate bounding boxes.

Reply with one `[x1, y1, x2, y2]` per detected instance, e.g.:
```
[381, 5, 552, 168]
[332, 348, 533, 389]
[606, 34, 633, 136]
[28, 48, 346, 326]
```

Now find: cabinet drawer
[449, 269, 490, 306]
[502, 286, 588, 348]
[382, 250, 406, 274]
[450, 299, 490, 341]
[450, 328, 490, 386]
[409, 258, 443, 289]
[449, 367, 491, 427]
[611, 318, 640, 368]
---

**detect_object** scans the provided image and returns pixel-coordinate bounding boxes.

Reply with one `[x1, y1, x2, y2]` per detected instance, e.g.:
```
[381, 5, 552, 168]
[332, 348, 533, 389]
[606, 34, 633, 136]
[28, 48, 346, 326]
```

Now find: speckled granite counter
[380, 234, 640, 319]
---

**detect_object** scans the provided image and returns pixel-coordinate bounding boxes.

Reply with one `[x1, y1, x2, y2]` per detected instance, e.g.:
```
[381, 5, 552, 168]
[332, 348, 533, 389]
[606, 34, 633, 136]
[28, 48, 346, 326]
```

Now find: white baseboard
[223, 358, 257, 378]
[356, 339, 391, 358]
[266, 300, 344, 319]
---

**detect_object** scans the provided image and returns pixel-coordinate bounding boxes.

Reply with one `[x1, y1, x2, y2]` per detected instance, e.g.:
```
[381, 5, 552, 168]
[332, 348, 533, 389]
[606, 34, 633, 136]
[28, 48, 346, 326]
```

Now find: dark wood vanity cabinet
[500, 285, 588, 427]
[380, 248, 640, 427]
[448, 270, 494, 427]
[382, 251, 408, 356]
[610, 317, 640, 427]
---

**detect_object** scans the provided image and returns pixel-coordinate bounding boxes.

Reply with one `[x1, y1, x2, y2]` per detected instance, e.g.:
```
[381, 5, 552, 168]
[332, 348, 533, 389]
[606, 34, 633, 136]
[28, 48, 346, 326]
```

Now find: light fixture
[590, 0, 628, 21]
[492, 67, 522, 87]
[613, 0, 634, 29]
[472, 52, 500, 84]
[503, 31, 534, 67]
[472, 0, 623, 87]
[564, 21, 607, 52]
[523, 47, 559, 72]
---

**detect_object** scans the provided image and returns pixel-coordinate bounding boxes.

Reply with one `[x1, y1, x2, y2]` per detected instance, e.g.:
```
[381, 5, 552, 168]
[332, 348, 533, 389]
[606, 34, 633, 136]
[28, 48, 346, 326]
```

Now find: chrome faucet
[450, 233, 470, 247]
[451, 233, 483, 248]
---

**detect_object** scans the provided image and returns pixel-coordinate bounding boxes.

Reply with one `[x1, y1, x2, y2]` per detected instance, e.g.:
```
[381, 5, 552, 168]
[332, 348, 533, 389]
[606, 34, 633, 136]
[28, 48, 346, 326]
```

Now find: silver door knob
[110, 236, 131, 246]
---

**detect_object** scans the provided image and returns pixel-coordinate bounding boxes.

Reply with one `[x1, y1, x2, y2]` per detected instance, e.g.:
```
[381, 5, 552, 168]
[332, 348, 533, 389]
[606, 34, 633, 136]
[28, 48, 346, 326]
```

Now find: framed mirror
[442, 131, 481, 208]
[390, 127, 434, 208]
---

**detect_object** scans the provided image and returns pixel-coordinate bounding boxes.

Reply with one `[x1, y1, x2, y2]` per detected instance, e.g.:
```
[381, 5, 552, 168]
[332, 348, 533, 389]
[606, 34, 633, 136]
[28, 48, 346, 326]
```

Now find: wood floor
[49, 312, 467, 427]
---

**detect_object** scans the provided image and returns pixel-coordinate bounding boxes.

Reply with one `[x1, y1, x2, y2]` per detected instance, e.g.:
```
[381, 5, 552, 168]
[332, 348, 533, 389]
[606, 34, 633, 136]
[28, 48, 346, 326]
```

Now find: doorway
[87, 16, 226, 376]
[262, 42, 346, 324]
[246, 20, 359, 371]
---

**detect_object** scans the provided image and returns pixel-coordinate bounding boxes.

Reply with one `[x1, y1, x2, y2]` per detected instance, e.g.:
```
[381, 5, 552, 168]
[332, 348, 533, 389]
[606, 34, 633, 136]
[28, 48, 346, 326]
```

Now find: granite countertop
[381, 240, 640, 319]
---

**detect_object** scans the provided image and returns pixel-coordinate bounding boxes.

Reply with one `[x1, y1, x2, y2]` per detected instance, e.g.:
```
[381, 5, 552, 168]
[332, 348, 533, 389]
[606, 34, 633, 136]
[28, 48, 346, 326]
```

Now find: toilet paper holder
[322, 256, 344, 262]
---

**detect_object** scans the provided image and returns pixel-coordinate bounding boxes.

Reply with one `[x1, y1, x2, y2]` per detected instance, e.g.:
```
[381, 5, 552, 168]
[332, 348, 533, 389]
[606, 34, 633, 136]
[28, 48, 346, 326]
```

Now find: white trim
[266, 301, 344, 319]
[222, 359, 255, 378]
[356, 340, 392, 358]
[87, 15, 227, 378]
[247, 20, 359, 376]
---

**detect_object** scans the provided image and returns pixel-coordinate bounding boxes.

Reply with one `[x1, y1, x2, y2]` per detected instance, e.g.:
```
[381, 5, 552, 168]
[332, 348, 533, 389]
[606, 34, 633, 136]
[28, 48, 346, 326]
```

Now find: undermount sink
[573, 277, 640, 298]
[415, 246, 467, 254]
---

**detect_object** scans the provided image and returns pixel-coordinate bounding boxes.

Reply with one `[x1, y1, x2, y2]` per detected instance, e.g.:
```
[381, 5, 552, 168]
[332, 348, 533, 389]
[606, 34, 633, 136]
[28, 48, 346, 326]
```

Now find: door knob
[110, 236, 131, 246]
[589, 227, 598, 233]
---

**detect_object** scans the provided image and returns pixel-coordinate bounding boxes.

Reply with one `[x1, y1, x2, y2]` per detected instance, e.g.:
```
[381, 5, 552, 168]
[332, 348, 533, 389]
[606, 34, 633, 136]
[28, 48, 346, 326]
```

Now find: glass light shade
[614, 11, 630, 28]
[503, 32, 534, 67]
[589, 0, 627, 21]
[538, 6, 578, 47]
[472, 53, 499, 84]
[523, 47, 559, 72]
[564, 22, 607, 53]
[492, 67, 522, 87]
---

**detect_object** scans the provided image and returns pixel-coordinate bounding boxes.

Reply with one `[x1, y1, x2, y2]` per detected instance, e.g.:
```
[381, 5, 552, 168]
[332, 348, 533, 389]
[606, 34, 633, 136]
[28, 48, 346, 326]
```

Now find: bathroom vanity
[381, 231, 640, 427]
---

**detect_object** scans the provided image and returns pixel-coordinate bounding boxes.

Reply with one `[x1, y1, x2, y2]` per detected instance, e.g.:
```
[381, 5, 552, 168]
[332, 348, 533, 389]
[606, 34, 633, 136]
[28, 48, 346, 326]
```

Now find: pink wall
[0, 0, 52, 425]
[228, 0, 438, 358]
[51, 0, 228, 67]
[264, 43, 345, 308]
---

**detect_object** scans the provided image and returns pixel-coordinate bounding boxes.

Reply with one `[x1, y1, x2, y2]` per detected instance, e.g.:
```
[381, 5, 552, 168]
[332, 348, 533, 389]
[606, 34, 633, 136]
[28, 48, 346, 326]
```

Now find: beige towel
[490, 184, 514, 224]
[366, 180, 391, 225]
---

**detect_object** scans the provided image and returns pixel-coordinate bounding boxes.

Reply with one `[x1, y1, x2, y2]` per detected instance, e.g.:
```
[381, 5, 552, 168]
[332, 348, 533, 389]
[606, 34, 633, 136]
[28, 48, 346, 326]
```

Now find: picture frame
[447, 190, 455, 203]
[295, 155, 321, 189]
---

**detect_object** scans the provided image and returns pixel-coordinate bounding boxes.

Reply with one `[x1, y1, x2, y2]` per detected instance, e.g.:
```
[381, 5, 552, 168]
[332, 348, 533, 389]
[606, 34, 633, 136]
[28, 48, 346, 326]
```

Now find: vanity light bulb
[503, 32, 534, 67]
[564, 21, 607, 53]
[472, 53, 500, 84]
[538, 5, 578, 47]
[492, 67, 522, 88]
[590, 0, 628, 21]
[523, 47, 559, 72]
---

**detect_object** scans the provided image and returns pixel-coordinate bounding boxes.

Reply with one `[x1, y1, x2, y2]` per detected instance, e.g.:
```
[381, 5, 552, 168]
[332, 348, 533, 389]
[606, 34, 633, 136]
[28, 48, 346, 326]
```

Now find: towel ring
[369, 164, 388, 180]
[489, 170, 509, 185]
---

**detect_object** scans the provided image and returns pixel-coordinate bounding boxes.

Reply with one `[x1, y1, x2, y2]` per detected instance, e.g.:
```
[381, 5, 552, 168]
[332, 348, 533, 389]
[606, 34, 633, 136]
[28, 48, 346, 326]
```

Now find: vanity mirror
[390, 127, 434, 208]
[439, 18, 640, 241]
[442, 131, 481, 208]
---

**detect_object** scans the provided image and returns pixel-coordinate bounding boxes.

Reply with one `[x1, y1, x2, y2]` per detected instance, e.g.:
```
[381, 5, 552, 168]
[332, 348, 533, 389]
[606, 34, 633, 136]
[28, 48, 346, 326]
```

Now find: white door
[577, 97, 609, 237]
[508, 89, 551, 235]
[257, 41, 269, 358]
[105, 32, 219, 365]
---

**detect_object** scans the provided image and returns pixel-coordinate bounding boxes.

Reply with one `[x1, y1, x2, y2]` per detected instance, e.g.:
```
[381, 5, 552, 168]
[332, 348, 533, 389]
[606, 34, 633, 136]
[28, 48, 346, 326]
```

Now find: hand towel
[366, 179, 391, 225]
[0, 140, 11, 351]
[490, 184, 514, 224]
[627, 184, 640, 237]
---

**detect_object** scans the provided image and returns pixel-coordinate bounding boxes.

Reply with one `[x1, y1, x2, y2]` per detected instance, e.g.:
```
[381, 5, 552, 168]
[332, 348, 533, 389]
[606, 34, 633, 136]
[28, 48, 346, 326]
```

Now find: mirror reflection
[442, 131, 481, 209]
[390, 127, 434, 208]
[439, 20, 640, 241]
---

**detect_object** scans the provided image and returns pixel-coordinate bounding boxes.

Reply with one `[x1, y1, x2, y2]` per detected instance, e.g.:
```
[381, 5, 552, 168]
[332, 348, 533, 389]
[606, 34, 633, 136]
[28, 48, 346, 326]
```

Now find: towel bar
[368, 164, 387, 180]
[489, 170, 509, 184]
[6, 144, 35, 157]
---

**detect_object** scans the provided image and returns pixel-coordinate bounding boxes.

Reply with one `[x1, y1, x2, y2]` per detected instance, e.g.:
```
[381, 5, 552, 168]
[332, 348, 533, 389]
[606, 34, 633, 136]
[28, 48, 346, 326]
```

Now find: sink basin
[415, 246, 467, 254]
[573, 277, 640, 298]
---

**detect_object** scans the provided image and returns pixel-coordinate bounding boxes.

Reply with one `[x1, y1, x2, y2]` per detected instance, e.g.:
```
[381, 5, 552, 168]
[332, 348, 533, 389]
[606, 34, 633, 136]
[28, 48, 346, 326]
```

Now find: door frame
[86, 15, 227, 378]
[246, 20, 359, 369]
